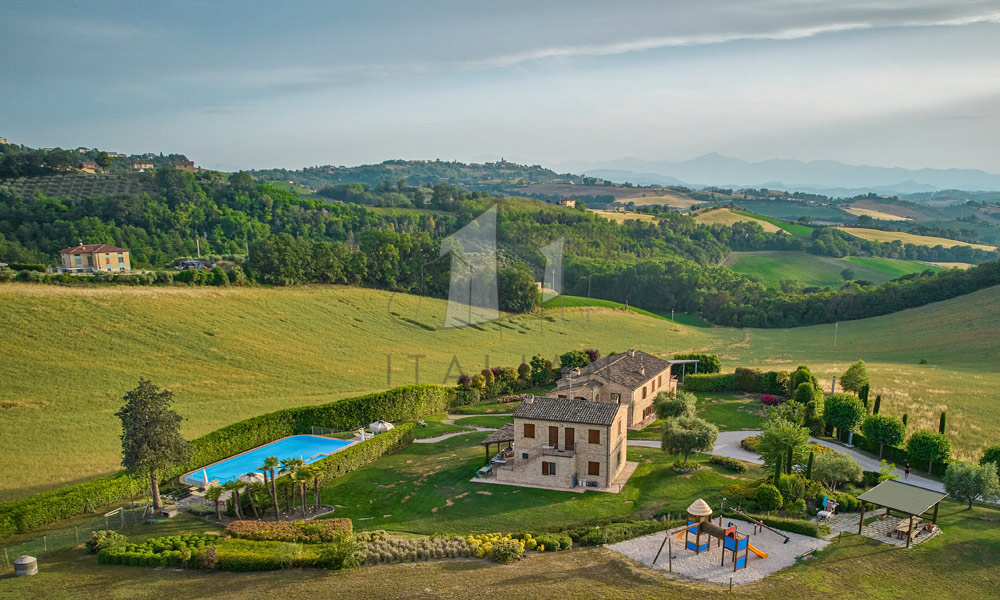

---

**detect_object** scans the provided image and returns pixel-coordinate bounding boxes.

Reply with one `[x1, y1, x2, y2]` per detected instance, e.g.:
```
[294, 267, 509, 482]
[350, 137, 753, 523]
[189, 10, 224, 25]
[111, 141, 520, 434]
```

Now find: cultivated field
[725, 251, 942, 289]
[1, 283, 998, 501]
[694, 208, 784, 233]
[590, 209, 658, 223]
[623, 192, 706, 210]
[836, 227, 998, 251]
[844, 206, 912, 221]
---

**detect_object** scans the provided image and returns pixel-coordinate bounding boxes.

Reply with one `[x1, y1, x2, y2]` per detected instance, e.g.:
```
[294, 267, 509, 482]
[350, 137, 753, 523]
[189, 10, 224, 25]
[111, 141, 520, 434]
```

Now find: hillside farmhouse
[559, 198, 577, 208]
[489, 395, 634, 491]
[551, 349, 677, 429]
[57, 243, 131, 274]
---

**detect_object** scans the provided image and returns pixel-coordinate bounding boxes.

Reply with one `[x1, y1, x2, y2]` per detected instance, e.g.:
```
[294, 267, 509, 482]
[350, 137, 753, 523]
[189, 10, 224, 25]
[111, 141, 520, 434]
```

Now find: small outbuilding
[857, 480, 948, 548]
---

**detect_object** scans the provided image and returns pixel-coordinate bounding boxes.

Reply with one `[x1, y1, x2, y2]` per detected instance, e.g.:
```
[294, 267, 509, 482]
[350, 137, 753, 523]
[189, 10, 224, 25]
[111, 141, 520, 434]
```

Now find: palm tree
[223, 480, 243, 519]
[279, 458, 298, 511]
[261, 456, 280, 520]
[243, 475, 261, 519]
[205, 485, 224, 520]
[295, 468, 312, 517]
[307, 464, 323, 509]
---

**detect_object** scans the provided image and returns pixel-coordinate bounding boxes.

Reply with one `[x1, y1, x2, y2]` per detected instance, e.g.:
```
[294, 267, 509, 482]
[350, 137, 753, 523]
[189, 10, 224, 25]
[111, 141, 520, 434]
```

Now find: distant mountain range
[546, 154, 1000, 196]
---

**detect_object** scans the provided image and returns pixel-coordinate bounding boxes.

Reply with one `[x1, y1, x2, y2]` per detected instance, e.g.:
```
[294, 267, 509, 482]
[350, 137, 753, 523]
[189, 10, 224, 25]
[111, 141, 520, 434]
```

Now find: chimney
[525, 394, 534, 404]
[629, 349, 636, 357]
[641, 366, 646, 376]
[574, 367, 581, 377]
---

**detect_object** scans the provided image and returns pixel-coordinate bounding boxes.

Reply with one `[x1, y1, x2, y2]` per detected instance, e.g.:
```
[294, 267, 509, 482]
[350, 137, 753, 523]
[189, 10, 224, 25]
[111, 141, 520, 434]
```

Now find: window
[548, 426, 558, 447]
[642, 386, 647, 399]
[542, 461, 556, 476]
[588, 461, 600, 476]
[523, 423, 535, 438]
[557, 394, 567, 399]
[521, 453, 529, 460]
[611, 393, 621, 404]
[658, 375, 662, 387]
[618, 420, 622, 436]
[588, 429, 600, 444]
[565, 427, 575, 450]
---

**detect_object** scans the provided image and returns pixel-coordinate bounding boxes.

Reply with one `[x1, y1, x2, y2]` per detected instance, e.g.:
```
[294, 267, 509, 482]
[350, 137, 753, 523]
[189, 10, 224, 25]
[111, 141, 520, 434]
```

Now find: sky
[2, 0, 999, 172]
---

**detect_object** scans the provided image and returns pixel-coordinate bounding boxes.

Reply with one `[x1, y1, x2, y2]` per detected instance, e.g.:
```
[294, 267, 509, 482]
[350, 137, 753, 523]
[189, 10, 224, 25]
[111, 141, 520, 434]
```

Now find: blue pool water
[182, 435, 353, 485]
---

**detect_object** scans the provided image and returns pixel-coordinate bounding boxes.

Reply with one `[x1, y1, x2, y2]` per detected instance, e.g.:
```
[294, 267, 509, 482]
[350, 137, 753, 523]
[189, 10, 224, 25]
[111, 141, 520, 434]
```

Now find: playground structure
[655, 499, 776, 572]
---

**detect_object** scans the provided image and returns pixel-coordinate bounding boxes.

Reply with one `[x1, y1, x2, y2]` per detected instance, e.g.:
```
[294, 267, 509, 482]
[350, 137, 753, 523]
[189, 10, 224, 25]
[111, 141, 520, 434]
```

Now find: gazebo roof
[687, 498, 713, 516]
[480, 424, 515, 446]
[857, 480, 948, 516]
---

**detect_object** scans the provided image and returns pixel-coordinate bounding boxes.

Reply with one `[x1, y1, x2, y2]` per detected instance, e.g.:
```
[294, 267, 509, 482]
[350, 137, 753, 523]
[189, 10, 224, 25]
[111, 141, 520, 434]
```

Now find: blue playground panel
[686, 540, 710, 552]
[723, 535, 748, 551]
[735, 555, 747, 569]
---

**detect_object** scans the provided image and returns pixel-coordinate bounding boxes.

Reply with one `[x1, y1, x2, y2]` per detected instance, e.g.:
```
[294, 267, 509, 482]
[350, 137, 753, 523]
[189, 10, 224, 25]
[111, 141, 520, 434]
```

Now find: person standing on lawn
[904, 463, 911, 479]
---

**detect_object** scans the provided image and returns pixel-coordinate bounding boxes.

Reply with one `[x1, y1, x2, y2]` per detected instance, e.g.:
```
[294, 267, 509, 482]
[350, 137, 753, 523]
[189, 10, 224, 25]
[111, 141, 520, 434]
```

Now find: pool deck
[180, 433, 360, 487]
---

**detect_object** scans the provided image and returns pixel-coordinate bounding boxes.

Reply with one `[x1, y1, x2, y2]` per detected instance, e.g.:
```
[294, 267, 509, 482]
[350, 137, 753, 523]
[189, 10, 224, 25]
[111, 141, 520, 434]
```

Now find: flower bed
[761, 394, 782, 406]
[496, 394, 528, 404]
[225, 518, 352, 543]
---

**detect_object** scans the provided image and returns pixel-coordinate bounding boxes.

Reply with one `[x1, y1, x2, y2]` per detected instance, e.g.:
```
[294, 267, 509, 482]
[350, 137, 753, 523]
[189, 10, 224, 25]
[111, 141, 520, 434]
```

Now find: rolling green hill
[1, 283, 997, 501]
[726, 251, 942, 289]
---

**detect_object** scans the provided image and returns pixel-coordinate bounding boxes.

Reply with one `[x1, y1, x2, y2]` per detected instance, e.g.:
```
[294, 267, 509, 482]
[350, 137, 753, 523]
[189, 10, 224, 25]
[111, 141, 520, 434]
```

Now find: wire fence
[310, 425, 359, 440]
[1, 501, 153, 572]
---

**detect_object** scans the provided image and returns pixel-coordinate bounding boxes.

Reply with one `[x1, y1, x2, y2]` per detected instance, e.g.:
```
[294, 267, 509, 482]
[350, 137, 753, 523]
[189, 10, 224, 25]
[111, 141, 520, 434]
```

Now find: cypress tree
[774, 458, 782, 484]
[805, 451, 814, 480]
[785, 447, 794, 475]
[873, 395, 881, 415]
[902, 413, 908, 428]
[939, 412, 947, 435]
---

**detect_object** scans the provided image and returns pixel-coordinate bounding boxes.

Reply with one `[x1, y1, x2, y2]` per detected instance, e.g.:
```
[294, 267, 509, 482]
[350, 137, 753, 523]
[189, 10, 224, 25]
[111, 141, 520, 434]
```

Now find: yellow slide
[674, 529, 686, 540]
[748, 543, 768, 559]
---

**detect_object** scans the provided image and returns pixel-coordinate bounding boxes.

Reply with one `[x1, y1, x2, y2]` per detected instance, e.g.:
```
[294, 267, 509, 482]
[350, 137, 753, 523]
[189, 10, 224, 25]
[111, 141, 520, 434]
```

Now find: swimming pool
[182, 435, 354, 486]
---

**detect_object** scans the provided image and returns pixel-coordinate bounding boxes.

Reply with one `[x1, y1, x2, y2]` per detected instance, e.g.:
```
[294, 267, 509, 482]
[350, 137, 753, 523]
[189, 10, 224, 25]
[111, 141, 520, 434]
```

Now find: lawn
[452, 415, 513, 428]
[725, 251, 940, 289]
[407, 413, 471, 439]
[695, 208, 784, 233]
[629, 392, 764, 440]
[317, 431, 763, 535]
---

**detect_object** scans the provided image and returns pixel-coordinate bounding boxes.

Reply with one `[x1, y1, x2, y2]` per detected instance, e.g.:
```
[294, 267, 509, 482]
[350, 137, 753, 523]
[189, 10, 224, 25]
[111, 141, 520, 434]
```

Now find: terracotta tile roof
[513, 396, 622, 426]
[555, 349, 671, 391]
[57, 244, 129, 254]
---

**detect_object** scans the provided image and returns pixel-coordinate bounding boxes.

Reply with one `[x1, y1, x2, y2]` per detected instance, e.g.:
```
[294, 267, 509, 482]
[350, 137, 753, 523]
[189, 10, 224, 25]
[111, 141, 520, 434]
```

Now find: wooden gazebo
[481, 424, 515, 464]
[857, 480, 948, 548]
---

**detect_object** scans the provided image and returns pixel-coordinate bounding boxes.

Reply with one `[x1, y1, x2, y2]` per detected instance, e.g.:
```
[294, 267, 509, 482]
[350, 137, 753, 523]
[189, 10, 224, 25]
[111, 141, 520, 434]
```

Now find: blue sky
[2, 1, 999, 171]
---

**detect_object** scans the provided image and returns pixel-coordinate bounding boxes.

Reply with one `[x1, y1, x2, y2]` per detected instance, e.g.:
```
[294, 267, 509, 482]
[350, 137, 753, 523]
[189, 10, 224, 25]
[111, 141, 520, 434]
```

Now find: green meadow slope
[726, 251, 942, 289]
[1, 283, 998, 501]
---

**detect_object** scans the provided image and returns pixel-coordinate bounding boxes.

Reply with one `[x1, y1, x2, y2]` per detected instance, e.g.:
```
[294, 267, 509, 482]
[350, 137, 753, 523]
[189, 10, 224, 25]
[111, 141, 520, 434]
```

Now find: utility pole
[196, 236, 201, 259]
[833, 322, 838, 347]
[587, 277, 591, 323]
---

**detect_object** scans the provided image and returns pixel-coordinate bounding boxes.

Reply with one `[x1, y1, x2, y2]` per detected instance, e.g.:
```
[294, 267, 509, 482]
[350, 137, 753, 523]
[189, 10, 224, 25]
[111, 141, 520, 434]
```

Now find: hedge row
[708, 455, 748, 473]
[683, 373, 736, 392]
[1, 384, 467, 539]
[683, 369, 788, 395]
[576, 519, 684, 546]
[720, 511, 829, 538]
[310, 423, 415, 482]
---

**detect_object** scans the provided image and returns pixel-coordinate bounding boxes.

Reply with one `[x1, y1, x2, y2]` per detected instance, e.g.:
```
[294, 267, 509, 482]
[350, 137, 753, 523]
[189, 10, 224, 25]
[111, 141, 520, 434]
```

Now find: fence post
[75, 526, 79, 544]
[43, 535, 47, 554]
[4, 547, 8, 569]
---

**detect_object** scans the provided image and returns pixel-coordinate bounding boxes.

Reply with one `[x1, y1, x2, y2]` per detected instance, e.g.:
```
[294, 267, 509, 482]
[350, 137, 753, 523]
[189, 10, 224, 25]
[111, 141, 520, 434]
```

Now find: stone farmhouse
[551, 349, 677, 429]
[490, 395, 634, 491]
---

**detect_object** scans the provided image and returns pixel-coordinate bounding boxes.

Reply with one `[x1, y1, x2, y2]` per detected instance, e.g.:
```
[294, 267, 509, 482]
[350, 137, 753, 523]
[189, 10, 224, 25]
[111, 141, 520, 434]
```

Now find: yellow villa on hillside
[57, 243, 132, 274]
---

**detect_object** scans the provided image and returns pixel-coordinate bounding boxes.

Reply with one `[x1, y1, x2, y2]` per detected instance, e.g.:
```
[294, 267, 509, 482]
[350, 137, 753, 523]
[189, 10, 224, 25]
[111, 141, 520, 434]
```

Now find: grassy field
[726, 251, 942, 289]
[732, 209, 815, 237]
[694, 207, 784, 233]
[836, 227, 998, 251]
[728, 201, 850, 225]
[2, 283, 999, 501]
[844, 206, 912, 221]
[408, 413, 471, 439]
[625, 192, 706, 210]
[542, 294, 712, 327]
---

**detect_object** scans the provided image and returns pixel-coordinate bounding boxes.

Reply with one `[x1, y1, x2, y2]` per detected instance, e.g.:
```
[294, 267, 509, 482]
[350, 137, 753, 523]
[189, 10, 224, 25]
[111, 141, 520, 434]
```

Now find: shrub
[654, 391, 695, 419]
[860, 414, 906, 457]
[812, 452, 862, 492]
[722, 511, 829, 538]
[533, 532, 572, 551]
[824, 394, 866, 439]
[683, 373, 735, 392]
[760, 394, 781, 407]
[786, 498, 807, 518]
[86, 529, 127, 554]
[981, 445, 1000, 467]
[740, 435, 761, 453]
[316, 534, 365, 569]
[734, 367, 764, 392]
[907, 430, 952, 475]
[576, 520, 680, 546]
[226, 519, 352, 543]
[755, 484, 783, 511]
[708, 455, 748, 473]
[490, 539, 524, 564]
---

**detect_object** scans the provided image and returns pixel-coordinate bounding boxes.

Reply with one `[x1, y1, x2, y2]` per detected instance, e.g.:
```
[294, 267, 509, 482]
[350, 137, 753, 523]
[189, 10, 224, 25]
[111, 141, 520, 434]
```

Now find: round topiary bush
[490, 539, 524, 564]
[755, 484, 784, 511]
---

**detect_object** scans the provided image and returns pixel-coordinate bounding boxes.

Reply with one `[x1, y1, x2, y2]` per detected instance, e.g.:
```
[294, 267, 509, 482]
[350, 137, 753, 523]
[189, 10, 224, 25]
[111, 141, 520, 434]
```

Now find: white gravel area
[606, 518, 829, 586]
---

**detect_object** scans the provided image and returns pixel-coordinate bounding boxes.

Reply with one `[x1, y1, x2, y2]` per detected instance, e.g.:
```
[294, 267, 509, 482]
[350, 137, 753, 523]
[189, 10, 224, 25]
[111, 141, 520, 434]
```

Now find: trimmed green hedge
[720, 511, 829, 538]
[312, 424, 415, 482]
[709, 455, 748, 473]
[576, 519, 684, 546]
[683, 373, 736, 392]
[1, 384, 466, 539]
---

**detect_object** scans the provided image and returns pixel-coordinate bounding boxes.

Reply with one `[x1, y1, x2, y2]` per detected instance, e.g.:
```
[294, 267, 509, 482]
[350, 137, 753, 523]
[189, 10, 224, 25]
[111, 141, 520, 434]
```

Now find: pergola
[857, 480, 948, 548]
[668, 359, 700, 383]
[481, 424, 515, 464]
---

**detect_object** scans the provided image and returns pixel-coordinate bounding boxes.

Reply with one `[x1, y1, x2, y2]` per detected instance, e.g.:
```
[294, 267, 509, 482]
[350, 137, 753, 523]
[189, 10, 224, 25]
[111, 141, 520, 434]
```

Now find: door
[548, 426, 558, 447]
[565, 427, 575, 451]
